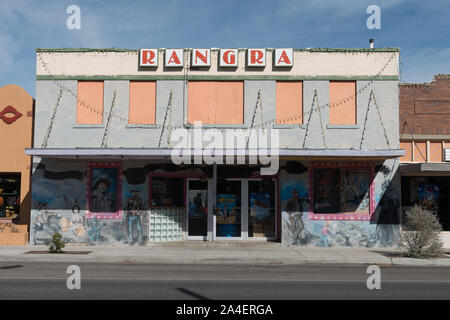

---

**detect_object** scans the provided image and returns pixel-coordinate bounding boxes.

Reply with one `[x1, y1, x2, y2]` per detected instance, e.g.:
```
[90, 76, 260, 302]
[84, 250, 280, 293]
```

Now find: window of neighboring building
[129, 81, 156, 124]
[76, 81, 104, 124]
[414, 142, 427, 162]
[308, 163, 374, 221]
[276, 81, 303, 124]
[0, 173, 21, 219]
[400, 141, 413, 162]
[188, 81, 244, 124]
[429, 142, 443, 162]
[329, 81, 357, 125]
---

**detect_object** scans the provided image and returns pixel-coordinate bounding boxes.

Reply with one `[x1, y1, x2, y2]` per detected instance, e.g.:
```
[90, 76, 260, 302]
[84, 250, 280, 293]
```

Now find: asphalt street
[0, 262, 449, 300]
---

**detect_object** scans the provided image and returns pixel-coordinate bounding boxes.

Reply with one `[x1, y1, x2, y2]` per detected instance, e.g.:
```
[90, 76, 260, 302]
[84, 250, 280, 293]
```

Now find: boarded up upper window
[276, 81, 303, 124]
[129, 81, 156, 124]
[77, 81, 104, 124]
[400, 141, 413, 162]
[429, 141, 443, 162]
[329, 81, 356, 125]
[188, 81, 243, 124]
[414, 142, 427, 162]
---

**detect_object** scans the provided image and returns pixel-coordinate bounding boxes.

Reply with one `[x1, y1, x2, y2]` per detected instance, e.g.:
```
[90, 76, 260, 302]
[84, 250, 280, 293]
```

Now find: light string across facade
[37, 51, 397, 134]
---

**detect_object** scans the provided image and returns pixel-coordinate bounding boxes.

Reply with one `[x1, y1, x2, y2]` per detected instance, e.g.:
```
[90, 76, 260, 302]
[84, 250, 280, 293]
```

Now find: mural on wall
[340, 171, 370, 214]
[30, 163, 88, 244]
[30, 162, 150, 245]
[373, 162, 401, 247]
[281, 161, 401, 248]
[91, 168, 118, 213]
[123, 180, 148, 246]
[313, 169, 340, 213]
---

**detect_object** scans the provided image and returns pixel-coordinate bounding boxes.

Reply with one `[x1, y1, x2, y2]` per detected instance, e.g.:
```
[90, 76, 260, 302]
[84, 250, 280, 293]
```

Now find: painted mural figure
[32, 203, 61, 243]
[320, 221, 333, 247]
[92, 175, 115, 212]
[283, 189, 308, 243]
[125, 189, 144, 245]
[70, 205, 86, 239]
[314, 170, 340, 213]
[375, 188, 400, 247]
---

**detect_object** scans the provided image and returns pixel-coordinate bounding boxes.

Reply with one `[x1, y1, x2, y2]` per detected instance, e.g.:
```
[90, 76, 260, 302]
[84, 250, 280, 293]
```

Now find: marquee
[139, 48, 293, 68]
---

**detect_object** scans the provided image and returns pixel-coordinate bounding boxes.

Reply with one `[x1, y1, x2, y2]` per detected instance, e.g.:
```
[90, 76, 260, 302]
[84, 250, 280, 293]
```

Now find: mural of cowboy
[92, 175, 116, 212]
[125, 188, 144, 245]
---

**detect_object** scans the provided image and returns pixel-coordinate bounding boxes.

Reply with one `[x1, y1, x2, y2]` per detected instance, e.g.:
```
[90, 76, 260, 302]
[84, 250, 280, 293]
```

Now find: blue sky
[1, 0, 449, 96]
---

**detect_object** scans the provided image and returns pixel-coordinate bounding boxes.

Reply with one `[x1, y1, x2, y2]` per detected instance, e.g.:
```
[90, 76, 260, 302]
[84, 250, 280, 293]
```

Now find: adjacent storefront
[0, 84, 34, 245]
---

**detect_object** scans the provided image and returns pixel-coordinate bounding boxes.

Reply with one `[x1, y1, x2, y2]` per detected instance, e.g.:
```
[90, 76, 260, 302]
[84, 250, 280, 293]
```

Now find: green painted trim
[37, 75, 399, 81]
[304, 48, 400, 52]
[326, 124, 360, 129]
[36, 47, 400, 53]
[36, 48, 138, 53]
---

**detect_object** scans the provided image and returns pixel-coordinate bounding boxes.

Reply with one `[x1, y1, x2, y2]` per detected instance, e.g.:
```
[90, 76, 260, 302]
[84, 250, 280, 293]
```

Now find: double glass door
[187, 178, 276, 240]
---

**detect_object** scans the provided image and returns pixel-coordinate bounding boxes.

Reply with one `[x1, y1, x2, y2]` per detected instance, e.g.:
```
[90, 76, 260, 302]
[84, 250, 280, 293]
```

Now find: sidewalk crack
[289, 246, 306, 258]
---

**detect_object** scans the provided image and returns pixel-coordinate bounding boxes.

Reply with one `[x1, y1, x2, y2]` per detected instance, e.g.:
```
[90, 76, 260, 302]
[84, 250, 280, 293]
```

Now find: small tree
[47, 233, 66, 253]
[401, 205, 444, 258]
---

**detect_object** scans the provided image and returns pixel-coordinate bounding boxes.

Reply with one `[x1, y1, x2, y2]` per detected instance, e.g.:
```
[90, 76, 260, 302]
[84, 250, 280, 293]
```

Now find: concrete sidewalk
[0, 242, 449, 266]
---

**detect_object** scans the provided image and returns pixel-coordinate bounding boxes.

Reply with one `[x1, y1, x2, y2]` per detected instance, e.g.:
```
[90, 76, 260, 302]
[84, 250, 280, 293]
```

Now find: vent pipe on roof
[369, 39, 374, 49]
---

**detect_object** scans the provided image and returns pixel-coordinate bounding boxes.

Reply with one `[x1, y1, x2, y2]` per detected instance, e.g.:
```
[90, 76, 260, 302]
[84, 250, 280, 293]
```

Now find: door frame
[186, 178, 209, 241]
[246, 178, 278, 241]
[215, 178, 246, 241]
[185, 176, 279, 241]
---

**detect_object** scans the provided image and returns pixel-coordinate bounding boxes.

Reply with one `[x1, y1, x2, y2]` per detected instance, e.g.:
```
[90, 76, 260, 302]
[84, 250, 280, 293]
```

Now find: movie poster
[250, 192, 270, 220]
[188, 190, 208, 217]
[216, 194, 237, 224]
[418, 184, 439, 212]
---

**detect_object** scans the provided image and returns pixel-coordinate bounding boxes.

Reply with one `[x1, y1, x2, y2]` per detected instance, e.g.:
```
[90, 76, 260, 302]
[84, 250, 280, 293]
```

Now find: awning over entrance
[400, 163, 450, 175]
[25, 148, 404, 160]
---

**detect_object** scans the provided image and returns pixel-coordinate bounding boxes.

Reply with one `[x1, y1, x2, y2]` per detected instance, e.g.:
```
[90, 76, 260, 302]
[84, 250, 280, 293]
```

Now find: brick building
[399, 74, 450, 244]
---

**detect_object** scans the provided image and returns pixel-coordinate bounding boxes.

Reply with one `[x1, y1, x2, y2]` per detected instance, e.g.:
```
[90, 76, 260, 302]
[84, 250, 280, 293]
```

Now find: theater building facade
[27, 47, 403, 247]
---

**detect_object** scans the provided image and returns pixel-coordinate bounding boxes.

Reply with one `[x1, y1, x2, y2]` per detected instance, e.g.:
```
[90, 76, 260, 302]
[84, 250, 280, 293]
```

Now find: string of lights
[37, 51, 397, 133]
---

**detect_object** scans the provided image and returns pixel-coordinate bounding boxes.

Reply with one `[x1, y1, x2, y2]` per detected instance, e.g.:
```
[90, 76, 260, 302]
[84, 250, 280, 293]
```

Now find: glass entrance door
[215, 180, 242, 239]
[187, 179, 209, 240]
[248, 179, 276, 239]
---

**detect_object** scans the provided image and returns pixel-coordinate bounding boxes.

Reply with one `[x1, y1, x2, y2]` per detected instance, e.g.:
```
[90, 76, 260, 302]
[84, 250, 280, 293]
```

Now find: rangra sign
[139, 48, 293, 68]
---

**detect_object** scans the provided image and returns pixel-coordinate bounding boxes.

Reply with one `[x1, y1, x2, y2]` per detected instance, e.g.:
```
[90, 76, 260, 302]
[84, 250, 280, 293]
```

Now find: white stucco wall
[36, 49, 399, 77]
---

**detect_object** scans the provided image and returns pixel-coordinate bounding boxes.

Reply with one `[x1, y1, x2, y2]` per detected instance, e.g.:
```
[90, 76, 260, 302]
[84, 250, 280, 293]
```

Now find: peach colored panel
[429, 141, 443, 162]
[188, 81, 215, 124]
[276, 81, 303, 124]
[399, 141, 412, 162]
[129, 81, 156, 124]
[414, 142, 427, 162]
[329, 81, 356, 125]
[188, 81, 243, 124]
[77, 81, 104, 124]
